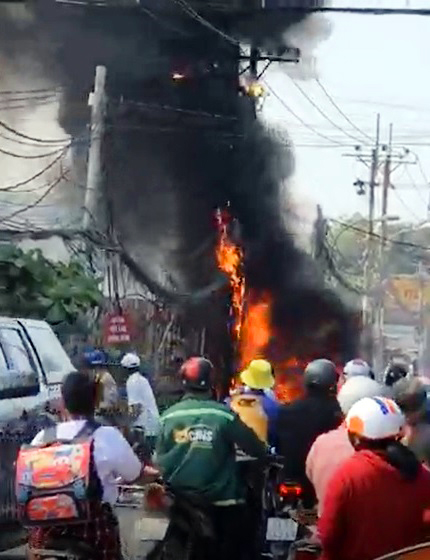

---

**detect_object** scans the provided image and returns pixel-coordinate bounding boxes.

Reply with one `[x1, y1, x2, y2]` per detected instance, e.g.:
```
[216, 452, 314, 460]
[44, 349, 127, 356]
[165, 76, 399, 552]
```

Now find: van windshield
[25, 325, 75, 384]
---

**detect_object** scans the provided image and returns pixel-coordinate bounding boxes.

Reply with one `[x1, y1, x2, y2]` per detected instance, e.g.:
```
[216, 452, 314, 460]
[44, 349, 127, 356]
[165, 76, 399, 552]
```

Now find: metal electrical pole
[362, 114, 381, 363]
[83, 65, 107, 231]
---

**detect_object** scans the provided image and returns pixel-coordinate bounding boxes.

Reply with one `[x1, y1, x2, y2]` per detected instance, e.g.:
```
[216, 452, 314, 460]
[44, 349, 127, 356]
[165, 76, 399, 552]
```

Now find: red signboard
[103, 312, 133, 345]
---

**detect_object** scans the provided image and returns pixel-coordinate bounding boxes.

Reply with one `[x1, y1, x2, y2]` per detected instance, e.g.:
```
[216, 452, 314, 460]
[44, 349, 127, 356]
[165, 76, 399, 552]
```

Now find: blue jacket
[226, 388, 280, 448]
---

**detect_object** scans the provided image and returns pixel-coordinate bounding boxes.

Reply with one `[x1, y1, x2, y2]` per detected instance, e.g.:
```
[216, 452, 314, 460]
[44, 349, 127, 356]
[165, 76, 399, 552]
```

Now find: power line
[117, 99, 238, 121]
[139, 4, 190, 36]
[0, 145, 66, 160]
[322, 239, 364, 295]
[0, 171, 67, 226]
[263, 81, 348, 146]
[260, 6, 430, 16]
[0, 149, 68, 192]
[328, 217, 430, 252]
[314, 78, 373, 142]
[289, 77, 369, 144]
[0, 118, 70, 145]
[416, 154, 430, 186]
[0, 87, 62, 96]
[403, 166, 428, 206]
[169, 0, 240, 46]
[390, 181, 422, 222]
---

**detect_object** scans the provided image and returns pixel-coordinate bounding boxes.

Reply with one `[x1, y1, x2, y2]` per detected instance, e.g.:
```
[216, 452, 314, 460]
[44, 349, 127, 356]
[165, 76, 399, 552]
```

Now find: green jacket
[156, 394, 266, 506]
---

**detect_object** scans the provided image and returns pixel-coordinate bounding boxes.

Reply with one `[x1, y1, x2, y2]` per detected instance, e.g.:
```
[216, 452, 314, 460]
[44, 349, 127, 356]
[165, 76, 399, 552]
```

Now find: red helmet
[179, 357, 214, 391]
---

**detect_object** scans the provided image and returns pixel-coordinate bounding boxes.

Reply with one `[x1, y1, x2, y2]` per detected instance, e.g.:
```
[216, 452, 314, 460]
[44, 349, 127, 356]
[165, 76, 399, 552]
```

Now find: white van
[0, 317, 76, 549]
[0, 317, 76, 421]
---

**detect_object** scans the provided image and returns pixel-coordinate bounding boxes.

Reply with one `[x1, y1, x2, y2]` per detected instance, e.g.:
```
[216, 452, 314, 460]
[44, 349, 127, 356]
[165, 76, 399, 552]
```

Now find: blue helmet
[83, 349, 106, 367]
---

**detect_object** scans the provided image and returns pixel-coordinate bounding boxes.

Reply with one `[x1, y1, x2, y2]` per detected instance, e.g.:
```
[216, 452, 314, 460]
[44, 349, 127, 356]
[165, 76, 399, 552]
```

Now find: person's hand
[142, 465, 160, 483]
[290, 508, 318, 527]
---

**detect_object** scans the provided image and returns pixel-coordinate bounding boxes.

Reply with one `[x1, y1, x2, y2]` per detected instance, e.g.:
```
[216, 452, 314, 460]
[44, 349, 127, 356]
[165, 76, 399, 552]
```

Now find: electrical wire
[0, 118, 70, 145]
[0, 145, 66, 160]
[415, 154, 430, 187]
[0, 171, 67, 226]
[117, 100, 238, 121]
[289, 77, 369, 144]
[390, 181, 422, 222]
[0, 149, 68, 192]
[0, 87, 62, 96]
[263, 80, 350, 147]
[404, 166, 428, 206]
[169, 0, 240, 46]
[328, 217, 430, 252]
[314, 78, 374, 142]
[139, 5, 190, 36]
[322, 240, 364, 295]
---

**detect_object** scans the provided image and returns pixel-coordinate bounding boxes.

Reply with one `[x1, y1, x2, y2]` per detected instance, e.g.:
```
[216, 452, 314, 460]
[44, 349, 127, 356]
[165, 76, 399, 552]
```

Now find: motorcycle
[28, 538, 96, 560]
[262, 454, 312, 559]
[26, 485, 147, 560]
[145, 483, 215, 560]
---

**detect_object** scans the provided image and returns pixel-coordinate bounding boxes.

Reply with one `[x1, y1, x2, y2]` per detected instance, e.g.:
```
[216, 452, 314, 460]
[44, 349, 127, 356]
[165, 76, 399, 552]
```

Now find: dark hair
[61, 371, 97, 417]
[393, 378, 427, 415]
[384, 364, 408, 387]
[361, 438, 421, 481]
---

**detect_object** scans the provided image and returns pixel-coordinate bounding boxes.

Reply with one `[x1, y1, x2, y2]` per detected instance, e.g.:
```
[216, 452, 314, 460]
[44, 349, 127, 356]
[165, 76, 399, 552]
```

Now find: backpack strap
[42, 426, 58, 445]
[72, 418, 101, 442]
[39, 419, 101, 446]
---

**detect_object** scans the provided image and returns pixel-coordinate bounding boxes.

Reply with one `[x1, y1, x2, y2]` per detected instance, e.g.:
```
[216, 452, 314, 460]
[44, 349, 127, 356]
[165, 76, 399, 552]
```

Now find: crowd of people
[16, 351, 430, 560]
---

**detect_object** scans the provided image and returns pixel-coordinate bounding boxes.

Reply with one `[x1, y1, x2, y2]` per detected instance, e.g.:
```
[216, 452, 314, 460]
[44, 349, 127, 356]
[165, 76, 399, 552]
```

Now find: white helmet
[344, 359, 371, 378]
[337, 376, 384, 416]
[121, 352, 141, 369]
[346, 396, 405, 440]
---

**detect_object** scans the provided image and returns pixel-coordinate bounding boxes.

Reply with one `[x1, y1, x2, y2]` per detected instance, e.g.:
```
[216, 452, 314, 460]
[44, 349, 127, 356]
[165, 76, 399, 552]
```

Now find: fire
[240, 295, 271, 369]
[215, 209, 245, 340]
[215, 208, 305, 403]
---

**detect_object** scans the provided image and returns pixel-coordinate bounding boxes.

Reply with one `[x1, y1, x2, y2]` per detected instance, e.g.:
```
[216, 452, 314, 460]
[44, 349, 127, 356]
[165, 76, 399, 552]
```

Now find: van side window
[0, 328, 37, 375]
[24, 325, 73, 384]
[0, 345, 8, 376]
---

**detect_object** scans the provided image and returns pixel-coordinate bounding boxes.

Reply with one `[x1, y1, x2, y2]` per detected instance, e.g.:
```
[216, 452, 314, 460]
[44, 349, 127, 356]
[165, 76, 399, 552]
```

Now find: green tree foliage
[0, 244, 102, 324]
[326, 215, 430, 303]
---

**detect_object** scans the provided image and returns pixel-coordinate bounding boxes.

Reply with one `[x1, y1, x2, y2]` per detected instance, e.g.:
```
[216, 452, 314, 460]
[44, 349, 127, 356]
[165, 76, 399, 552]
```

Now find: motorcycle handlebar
[264, 453, 285, 466]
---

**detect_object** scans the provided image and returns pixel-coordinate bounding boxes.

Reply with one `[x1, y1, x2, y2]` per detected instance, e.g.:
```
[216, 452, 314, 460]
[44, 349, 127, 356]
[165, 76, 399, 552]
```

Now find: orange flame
[215, 209, 245, 340]
[215, 209, 304, 403]
[240, 295, 271, 369]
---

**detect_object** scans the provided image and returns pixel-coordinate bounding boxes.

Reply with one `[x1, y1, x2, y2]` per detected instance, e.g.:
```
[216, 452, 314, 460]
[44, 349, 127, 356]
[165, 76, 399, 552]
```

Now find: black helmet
[180, 357, 214, 391]
[304, 359, 338, 393]
[384, 363, 408, 387]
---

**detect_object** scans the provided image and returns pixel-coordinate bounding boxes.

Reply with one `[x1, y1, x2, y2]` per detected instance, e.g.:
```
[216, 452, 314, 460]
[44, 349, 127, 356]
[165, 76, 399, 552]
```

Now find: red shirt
[318, 449, 430, 560]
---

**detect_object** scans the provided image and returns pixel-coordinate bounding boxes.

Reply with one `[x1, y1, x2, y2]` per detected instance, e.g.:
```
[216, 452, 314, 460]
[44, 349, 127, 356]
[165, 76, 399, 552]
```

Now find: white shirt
[32, 420, 141, 504]
[126, 373, 160, 436]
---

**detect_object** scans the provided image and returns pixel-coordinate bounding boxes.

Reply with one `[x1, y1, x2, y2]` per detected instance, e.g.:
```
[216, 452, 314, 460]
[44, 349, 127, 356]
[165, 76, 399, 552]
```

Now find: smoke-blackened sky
[0, 0, 357, 362]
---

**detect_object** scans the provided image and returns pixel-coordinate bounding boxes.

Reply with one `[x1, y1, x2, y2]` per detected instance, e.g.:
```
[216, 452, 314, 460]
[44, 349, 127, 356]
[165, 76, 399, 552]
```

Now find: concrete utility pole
[362, 114, 380, 363]
[83, 65, 107, 231]
[375, 123, 393, 374]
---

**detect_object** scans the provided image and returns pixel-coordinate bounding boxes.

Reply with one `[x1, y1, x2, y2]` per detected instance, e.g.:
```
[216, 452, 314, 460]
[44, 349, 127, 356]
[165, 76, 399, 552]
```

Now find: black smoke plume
[0, 0, 357, 384]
